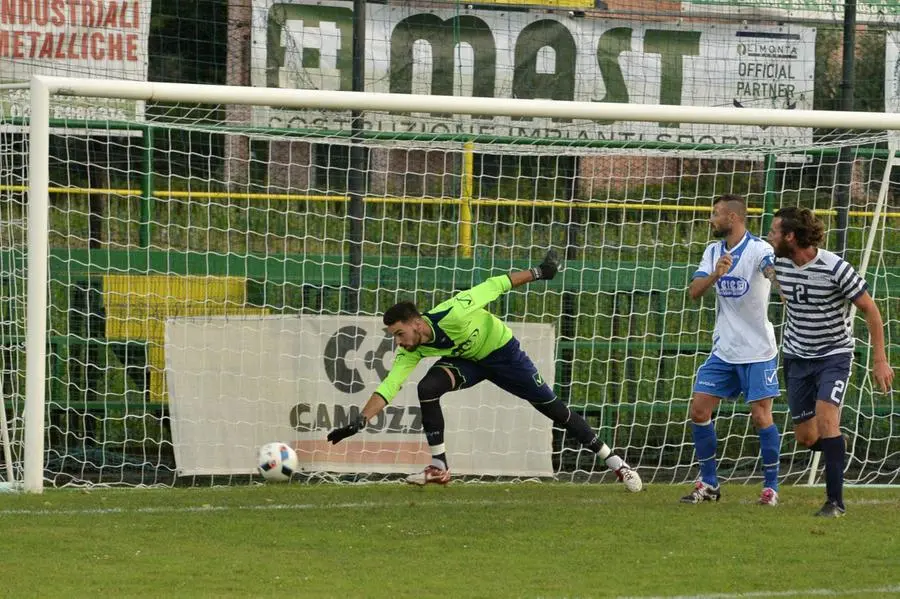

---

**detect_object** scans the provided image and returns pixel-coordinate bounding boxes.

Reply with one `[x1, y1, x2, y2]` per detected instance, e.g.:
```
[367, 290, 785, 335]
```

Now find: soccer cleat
[814, 500, 846, 518]
[615, 466, 643, 492]
[758, 487, 778, 507]
[680, 481, 721, 504]
[405, 465, 451, 486]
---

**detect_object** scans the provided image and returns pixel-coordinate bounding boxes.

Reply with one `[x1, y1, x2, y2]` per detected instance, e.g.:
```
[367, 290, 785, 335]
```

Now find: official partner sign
[165, 315, 554, 477]
[250, 0, 816, 146]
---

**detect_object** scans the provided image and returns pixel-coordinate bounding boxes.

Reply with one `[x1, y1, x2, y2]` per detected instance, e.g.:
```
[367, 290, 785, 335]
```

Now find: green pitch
[2, 483, 899, 598]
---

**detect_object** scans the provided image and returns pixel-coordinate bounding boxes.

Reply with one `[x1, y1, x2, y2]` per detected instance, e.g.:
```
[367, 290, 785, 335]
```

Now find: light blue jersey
[693, 232, 777, 364]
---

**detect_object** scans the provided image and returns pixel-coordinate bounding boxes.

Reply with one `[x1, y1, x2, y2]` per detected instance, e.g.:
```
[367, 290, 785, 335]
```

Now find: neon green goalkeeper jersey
[375, 275, 514, 403]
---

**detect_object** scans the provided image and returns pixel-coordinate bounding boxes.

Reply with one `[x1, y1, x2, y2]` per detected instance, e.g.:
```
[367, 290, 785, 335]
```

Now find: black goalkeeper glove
[327, 414, 366, 445]
[530, 249, 560, 281]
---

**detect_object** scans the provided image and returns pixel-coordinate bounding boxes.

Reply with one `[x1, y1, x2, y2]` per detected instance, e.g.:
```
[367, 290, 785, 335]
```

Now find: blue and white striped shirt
[774, 249, 868, 358]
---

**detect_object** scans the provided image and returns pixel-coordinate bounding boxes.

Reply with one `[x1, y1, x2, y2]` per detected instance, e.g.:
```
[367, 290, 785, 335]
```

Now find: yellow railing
[5, 183, 899, 217]
[460, 140, 475, 257]
[3, 183, 899, 259]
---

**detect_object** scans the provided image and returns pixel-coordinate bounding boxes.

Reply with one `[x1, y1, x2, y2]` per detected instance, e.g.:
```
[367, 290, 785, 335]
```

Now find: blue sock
[692, 420, 718, 487]
[759, 424, 780, 491]
[821, 435, 845, 508]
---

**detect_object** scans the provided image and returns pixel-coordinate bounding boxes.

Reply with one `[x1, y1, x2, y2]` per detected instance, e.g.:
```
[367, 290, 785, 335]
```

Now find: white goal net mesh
[3, 89, 899, 487]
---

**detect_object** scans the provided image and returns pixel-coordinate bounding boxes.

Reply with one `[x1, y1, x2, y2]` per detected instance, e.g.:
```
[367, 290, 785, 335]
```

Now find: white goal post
[19, 75, 900, 492]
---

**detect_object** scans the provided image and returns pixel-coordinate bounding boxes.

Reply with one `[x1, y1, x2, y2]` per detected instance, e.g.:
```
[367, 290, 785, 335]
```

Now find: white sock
[595, 443, 624, 470]
[430, 444, 447, 470]
[596, 442, 611, 460]
[605, 454, 625, 471]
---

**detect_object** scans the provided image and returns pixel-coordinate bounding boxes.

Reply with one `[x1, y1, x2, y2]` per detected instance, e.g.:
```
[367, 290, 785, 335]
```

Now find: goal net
[0, 122, 26, 490]
[5, 76, 899, 491]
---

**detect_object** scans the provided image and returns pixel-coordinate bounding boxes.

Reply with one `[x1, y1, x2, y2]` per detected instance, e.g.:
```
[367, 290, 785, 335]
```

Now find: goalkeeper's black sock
[418, 389, 448, 470]
[418, 368, 452, 453]
[420, 400, 445, 442]
[532, 398, 606, 453]
[556, 408, 626, 471]
[808, 438, 823, 452]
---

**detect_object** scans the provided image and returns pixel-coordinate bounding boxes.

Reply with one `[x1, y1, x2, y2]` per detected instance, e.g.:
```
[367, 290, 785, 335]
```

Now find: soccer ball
[257, 442, 299, 482]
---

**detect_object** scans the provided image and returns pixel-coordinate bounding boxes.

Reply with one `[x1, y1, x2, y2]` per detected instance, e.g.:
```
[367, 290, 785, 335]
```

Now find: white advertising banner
[0, 0, 151, 122]
[250, 0, 816, 147]
[684, 1, 900, 24]
[165, 315, 554, 478]
[887, 32, 900, 115]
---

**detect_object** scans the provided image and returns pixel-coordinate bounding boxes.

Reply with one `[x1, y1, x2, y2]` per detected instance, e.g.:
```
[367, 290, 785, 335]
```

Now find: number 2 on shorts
[830, 378, 846, 403]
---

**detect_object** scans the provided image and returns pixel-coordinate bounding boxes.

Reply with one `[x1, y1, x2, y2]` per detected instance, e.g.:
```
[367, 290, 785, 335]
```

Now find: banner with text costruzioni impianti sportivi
[683, 0, 900, 24]
[250, 0, 816, 147]
[0, 0, 151, 123]
[165, 315, 554, 478]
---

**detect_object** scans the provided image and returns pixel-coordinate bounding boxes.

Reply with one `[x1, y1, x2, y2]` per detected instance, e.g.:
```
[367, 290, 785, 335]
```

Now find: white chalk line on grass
[2, 495, 900, 517]
[617, 584, 900, 598]
[0, 496, 610, 517]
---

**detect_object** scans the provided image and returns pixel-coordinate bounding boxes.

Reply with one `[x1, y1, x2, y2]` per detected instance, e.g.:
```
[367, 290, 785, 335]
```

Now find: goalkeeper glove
[530, 249, 560, 281]
[327, 414, 366, 445]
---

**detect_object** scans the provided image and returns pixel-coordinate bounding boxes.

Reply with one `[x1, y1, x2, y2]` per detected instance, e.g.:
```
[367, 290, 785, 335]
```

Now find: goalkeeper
[327, 251, 642, 491]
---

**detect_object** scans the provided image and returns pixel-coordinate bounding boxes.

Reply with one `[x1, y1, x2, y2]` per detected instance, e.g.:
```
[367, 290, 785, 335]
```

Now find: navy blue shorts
[432, 337, 556, 405]
[783, 353, 852, 424]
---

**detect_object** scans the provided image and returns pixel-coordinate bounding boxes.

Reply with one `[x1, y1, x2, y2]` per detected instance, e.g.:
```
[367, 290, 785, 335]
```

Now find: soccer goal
[6, 75, 899, 492]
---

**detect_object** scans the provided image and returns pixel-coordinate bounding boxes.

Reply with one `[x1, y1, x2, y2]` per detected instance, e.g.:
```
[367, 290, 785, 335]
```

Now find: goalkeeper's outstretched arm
[326, 249, 560, 446]
[361, 393, 388, 421]
[463, 249, 560, 305]
[521, 249, 560, 286]
[327, 348, 421, 444]
[453, 248, 560, 317]
[326, 392, 386, 445]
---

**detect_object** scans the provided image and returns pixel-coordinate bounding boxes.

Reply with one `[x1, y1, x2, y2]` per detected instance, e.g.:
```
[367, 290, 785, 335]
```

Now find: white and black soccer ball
[257, 442, 299, 482]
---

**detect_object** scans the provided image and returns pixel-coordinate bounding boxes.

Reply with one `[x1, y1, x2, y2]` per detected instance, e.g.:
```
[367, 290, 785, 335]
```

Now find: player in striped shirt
[768, 206, 894, 517]
[681, 195, 782, 507]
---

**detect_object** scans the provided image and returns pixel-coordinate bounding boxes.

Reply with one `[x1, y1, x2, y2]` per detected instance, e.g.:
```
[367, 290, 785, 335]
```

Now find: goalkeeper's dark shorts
[433, 337, 556, 405]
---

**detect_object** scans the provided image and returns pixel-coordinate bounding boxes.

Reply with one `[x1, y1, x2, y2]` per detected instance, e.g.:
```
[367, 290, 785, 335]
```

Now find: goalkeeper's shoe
[405, 465, 451, 486]
[758, 487, 779, 507]
[615, 466, 643, 492]
[814, 500, 846, 518]
[680, 481, 721, 504]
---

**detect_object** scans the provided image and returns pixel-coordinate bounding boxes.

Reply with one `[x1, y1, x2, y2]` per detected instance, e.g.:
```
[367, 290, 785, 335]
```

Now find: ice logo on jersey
[716, 275, 749, 297]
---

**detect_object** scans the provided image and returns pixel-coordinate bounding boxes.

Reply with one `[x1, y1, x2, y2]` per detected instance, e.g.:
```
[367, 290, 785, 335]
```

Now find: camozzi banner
[0, 0, 151, 121]
[250, 0, 816, 147]
[165, 315, 554, 478]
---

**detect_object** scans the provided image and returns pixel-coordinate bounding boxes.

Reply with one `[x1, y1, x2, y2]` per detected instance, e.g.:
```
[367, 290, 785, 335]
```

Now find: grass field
[2, 483, 899, 598]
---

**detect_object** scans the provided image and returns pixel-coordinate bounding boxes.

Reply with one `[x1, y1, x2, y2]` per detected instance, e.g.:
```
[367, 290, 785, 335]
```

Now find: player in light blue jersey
[769, 207, 894, 517]
[681, 195, 782, 506]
